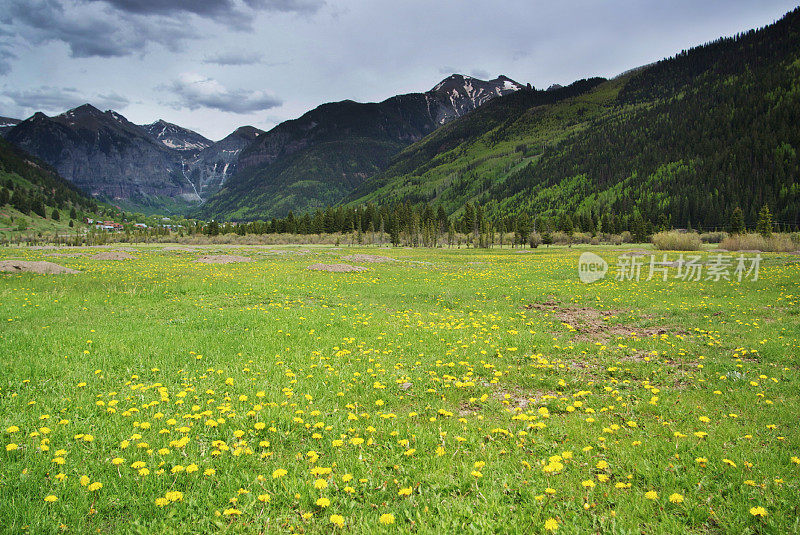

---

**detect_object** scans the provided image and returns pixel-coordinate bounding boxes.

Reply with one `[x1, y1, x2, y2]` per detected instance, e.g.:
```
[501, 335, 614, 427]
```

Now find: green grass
[0, 205, 86, 239]
[0, 244, 798, 533]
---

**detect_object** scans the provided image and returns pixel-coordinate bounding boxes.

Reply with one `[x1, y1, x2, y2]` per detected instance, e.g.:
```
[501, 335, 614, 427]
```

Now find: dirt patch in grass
[308, 263, 367, 273]
[196, 255, 252, 264]
[47, 252, 87, 257]
[92, 251, 135, 260]
[340, 254, 395, 263]
[0, 260, 80, 274]
[525, 298, 675, 342]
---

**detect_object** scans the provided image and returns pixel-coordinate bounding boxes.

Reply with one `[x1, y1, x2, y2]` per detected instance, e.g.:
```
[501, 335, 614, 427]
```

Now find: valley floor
[0, 244, 798, 533]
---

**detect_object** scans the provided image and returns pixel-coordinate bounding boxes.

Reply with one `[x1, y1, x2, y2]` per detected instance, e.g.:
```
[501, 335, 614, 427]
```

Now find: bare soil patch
[0, 260, 80, 274]
[308, 263, 367, 273]
[340, 254, 395, 263]
[524, 298, 674, 342]
[92, 251, 135, 260]
[196, 255, 252, 264]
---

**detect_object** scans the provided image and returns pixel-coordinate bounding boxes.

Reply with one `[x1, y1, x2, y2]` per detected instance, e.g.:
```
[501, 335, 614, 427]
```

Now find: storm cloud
[167, 73, 282, 114]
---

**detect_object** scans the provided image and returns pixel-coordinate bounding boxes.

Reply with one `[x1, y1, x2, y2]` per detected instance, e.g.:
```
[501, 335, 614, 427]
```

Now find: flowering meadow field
[0, 245, 798, 533]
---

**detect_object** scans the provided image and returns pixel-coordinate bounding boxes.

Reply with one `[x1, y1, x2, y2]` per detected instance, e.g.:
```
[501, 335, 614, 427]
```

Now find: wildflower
[581, 480, 596, 488]
[314, 478, 328, 489]
[111, 458, 124, 466]
[223, 508, 241, 516]
[80, 475, 90, 486]
[272, 468, 287, 478]
[722, 459, 737, 468]
[330, 514, 345, 528]
[5, 443, 18, 451]
[316, 497, 330, 507]
[645, 491, 658, 500]
[204, 468, 216, 476]
[165, 491, 183, 502]
[44, 495, 58, 503]
[379, 513, 395, 525]
[544, 517, 559, 531]
[257, 494, 270, 503]
[749, 506, 767, 517]
[88, 482, 102, 492]
[668, 493, 684, 504]
[398, 487, 412, 496]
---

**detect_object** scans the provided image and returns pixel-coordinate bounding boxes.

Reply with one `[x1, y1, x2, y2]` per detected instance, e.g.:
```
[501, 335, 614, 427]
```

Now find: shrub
[700, 231, 728, 243]
[528, 232, 542, 248]
[652, 231, 702, 251]
[718, 233, 797, 252]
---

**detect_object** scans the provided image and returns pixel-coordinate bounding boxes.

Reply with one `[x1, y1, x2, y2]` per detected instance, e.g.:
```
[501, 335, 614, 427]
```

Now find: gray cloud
[470, 69, 490, 79]
[167, 73, 282, 113]
[5, 0, 324, 64]
[8, 0, 195, 58]
[203, 51, 265, 66]
[95, 0, 324, 16]
[1, 86, 130, 115]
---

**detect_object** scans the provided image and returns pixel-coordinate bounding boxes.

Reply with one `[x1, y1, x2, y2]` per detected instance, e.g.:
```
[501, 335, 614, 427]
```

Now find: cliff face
[183, 126, 263, 198]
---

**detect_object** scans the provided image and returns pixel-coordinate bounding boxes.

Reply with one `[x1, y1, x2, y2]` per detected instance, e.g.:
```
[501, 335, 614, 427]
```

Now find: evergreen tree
[51, 208, 60, 221]
[756, 205, 773, 238]
[729, 206, 745, 234]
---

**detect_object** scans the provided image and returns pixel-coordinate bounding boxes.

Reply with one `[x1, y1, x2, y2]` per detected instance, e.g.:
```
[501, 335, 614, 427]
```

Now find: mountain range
[1, 74, 522, 216]
[2, 6, 799, 230]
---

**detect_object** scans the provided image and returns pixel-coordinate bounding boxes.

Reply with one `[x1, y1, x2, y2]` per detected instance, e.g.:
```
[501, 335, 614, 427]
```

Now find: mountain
[343, 7, 800, 232]
[183, 126, 263, 199]
[198, 74, 523, 219]
[142, 119, 213, 154]
[4, 104, 198, 212]
[0, 117, 21, 136]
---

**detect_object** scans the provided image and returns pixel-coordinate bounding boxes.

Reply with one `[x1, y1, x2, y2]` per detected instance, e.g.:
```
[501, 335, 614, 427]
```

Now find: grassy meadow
[0, 244, 798, 533]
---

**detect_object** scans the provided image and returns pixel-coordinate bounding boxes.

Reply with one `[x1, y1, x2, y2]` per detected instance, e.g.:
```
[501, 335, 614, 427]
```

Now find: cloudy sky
[0, 0, 796, 140]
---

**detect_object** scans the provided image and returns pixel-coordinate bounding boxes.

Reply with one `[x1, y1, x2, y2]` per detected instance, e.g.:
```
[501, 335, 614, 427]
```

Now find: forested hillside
[0, 137, 97, 217]
[344, 7, 800, 233]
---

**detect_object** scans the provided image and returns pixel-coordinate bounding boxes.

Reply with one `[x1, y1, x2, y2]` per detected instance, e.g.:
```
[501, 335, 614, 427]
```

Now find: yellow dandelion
[668, 493, 684, 504]
[379, 513, 395, 525]
[749, 506, 767, 517]
[272, 468, 287, 479]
